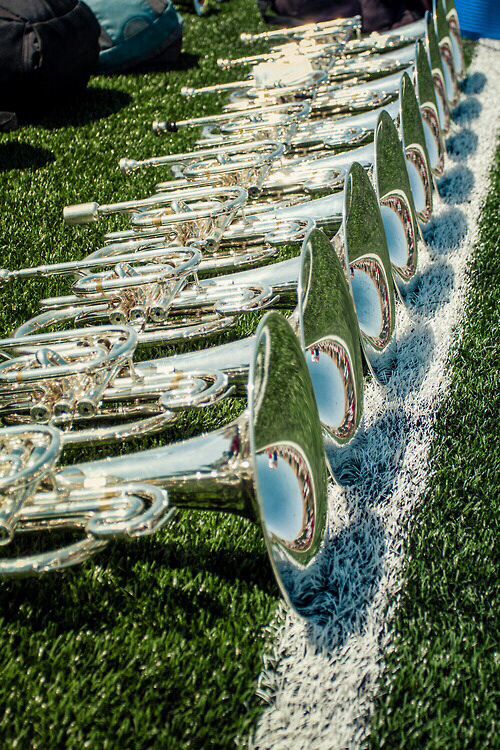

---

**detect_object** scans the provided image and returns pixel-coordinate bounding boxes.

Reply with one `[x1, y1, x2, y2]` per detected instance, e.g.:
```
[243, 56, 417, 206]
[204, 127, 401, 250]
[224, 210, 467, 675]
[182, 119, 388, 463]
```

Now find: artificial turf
[0, 2, 283, 748]
[0, 5, 497, 749]
[367, 142, 499, 747]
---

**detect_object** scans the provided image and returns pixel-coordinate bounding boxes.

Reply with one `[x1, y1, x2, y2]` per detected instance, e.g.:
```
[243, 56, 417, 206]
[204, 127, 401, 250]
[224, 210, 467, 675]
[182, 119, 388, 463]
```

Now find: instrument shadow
[327, 405, 410, 492]
[0, 523, 276, 634]
[401, 260, 455, 318]
[438, 165, 474, 204]
[452, 96, 482, 126]
[296, 511, 386, 638]
[423, 206, 467, 254]
[446, 128, 478, 162]
[460, 71, 486, 95]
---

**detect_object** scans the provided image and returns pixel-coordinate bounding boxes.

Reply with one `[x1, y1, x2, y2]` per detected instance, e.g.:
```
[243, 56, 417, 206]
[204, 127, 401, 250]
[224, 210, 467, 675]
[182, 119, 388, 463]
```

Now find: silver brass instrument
[218, 35, 417, 85]
[239, 15, 362, 45]
[0, 245, 201, 289]
[63, 185, 248, 252]
[415, 38, 445, 177]
[217, 33, 415, 72]
[87, 215, 314, 275]
[38, 101, 425, 337]
[4, 151, 410, 440]
[0, 325, 231, 445]
[151, 43, 442, 183]
[119, 140, 285, 198]
[125, 228, 365, 448]
[444, 0, 465, 80]
[0, 312, 333, 618]
[153, 101, 312, 143]
[125, 73, 434, 226]
[425, 10, 452, 131]
[433, 0, 460, 105]
[0, 0, 466, 616]
[1, 228, 365, 449]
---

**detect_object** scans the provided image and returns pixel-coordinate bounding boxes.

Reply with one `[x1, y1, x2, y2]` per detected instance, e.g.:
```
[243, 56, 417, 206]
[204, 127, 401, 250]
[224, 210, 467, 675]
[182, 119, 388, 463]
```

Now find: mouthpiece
[119, 158, 140, 175]
[63, 202, 100, 225]
[0, 269, 11, 286]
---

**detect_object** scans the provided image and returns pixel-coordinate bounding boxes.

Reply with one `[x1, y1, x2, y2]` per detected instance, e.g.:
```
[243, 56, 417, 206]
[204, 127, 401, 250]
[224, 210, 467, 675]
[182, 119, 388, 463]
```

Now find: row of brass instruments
[0, 1, 465, 613]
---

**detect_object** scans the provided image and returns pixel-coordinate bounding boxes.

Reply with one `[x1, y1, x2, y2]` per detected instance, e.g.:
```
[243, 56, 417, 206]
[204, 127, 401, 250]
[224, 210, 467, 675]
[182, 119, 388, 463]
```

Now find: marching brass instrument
[53, 105, 424, 338]
[119, 140, 285, 198]
[0, 312, 333, 618]
[425, 9, 452, 132]
[444, 0, 465, 80]
[217, 32, 415, 72]
[0, 218, 317, 304]
[160, 42, 442, 176]
[0, 246, 200, 289]
[95, 198, 318, 254]
[125, 228, 365, 448]
[227, 73, 433, 223]
[119, 72, 434, 229]
[0, 325, 231, 444]
[0, 229, 365, 449]
[218, 34, 417, 86]
[33, 80, 427, 379]
[89, 215, 313, 275]
[433, 0, 460, 105]
[63, 185, 248, 253]
[415, 38, 445, 178]
[239, 15, 362, 45]
[153, 100, 312, 145]
[4, 146, 412, 439]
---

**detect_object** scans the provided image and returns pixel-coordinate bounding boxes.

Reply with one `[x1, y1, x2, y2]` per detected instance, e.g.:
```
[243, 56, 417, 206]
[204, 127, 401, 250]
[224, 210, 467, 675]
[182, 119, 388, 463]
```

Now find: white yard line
[250, 41, 500, 750]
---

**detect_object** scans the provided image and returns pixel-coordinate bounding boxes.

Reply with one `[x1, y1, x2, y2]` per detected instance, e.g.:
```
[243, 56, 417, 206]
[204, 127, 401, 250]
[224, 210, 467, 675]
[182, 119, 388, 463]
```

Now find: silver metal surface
[400, 72, 434, 223]
[444, 0, 465, 80]
[120, 140, 285, 198]
[0, 314, 333, 617]
[374, 110, 422, 286]
[0, 3, 465, 615]
[123, 228, 365, 447]
[415, 38, 446, 177]
[239, 16, 362, 45]
[63, 185, 248, 252]
[425, 10, 451, 132]
[433, 0, 460, 106]
[342, 162, 396, 375]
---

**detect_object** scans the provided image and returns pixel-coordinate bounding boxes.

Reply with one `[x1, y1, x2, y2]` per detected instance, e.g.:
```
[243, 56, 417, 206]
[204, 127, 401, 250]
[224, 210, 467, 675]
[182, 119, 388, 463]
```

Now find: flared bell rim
[248, 311, 330, 613]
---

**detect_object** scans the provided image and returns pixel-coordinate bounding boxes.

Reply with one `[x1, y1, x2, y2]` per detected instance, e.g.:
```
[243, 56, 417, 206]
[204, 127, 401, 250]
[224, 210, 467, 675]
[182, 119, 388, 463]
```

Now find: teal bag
[85, 0, 183, 73]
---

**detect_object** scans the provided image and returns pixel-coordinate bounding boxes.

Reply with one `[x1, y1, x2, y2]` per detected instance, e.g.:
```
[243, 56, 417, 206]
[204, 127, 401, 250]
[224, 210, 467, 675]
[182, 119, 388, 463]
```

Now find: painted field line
[250, 41, 500, 750]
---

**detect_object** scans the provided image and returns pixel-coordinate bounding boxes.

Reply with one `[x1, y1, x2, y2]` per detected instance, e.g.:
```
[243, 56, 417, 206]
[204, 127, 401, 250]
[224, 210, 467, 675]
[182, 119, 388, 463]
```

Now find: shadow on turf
[424, 207, 468, 253]
[295, 511, 386, 639]
[461, 70, 486, 95]
[446, 128, 478, 162]
[405, 263, 455, 320]
[115, 51, 201, 75]
[0, 534, 277, 634]
[452, 96, 482, 126]
[438, 165, 474, 204]
[16, 87, 132, 130]
[0, 142, 55, 172]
